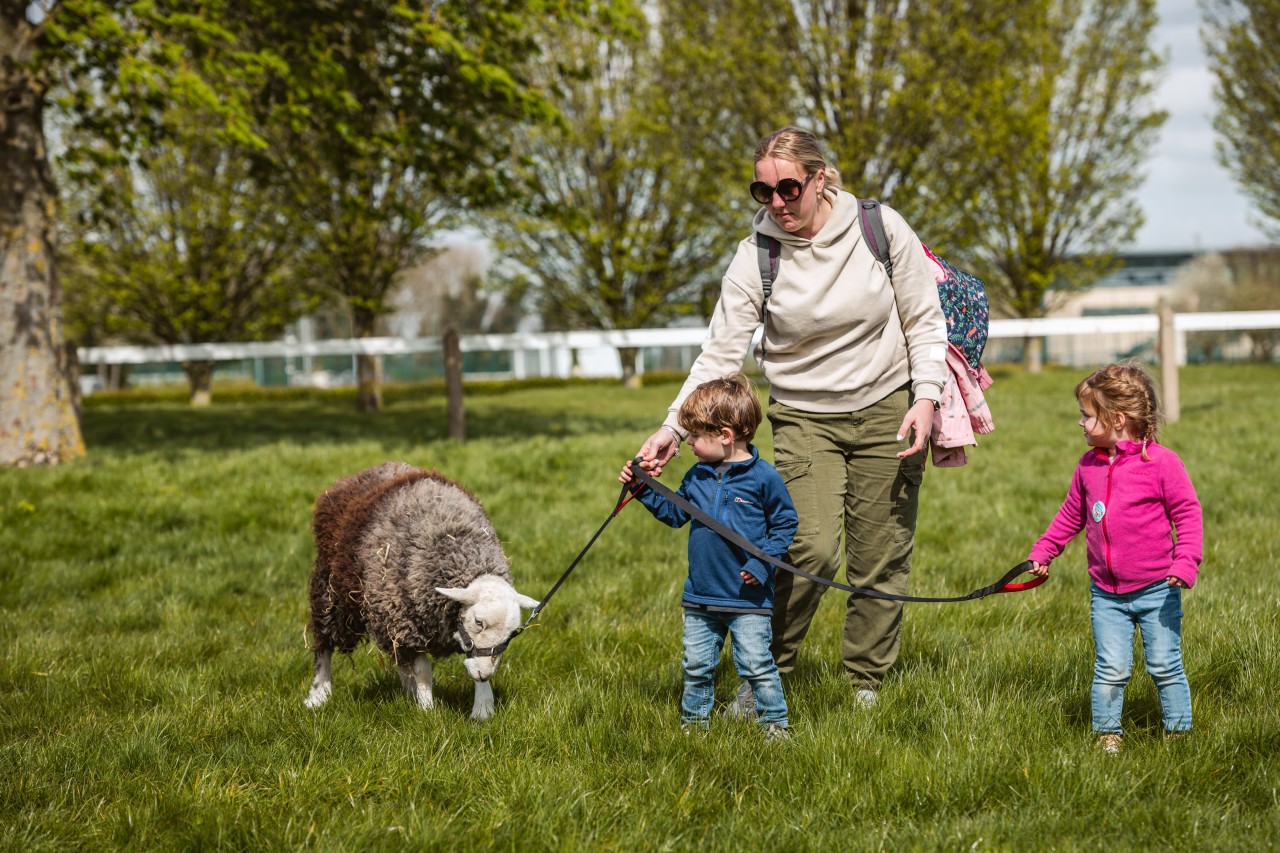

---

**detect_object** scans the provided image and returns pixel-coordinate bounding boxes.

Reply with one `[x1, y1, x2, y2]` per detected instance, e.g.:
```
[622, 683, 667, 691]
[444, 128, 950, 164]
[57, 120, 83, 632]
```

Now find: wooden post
[444, 327, 466, 441]
[1158, 299, 1180, 424]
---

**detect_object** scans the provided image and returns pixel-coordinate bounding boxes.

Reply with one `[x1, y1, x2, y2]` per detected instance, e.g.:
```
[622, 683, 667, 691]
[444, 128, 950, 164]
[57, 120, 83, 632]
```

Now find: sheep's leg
[471, 679, 495, 721]
[399, 655, 434, 710]
[305, 650, 333, 709]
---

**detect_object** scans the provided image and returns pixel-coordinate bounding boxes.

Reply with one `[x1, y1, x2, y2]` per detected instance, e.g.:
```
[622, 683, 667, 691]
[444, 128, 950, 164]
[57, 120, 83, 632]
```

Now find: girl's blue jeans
[1090, 581, 1192, 735]
[681, 609, 788, 727]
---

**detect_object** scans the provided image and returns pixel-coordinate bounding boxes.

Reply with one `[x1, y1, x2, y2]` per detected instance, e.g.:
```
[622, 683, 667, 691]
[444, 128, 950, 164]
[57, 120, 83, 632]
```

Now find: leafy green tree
[57, 109, 318, 406]
[485, 0, 791, 384]
[1, 1, 272, 465]
[1202, 0, 1280, 240]
[242, 0, 561, 411]
[786, 0, 1042, 253]
[965, 0, 1166, 369]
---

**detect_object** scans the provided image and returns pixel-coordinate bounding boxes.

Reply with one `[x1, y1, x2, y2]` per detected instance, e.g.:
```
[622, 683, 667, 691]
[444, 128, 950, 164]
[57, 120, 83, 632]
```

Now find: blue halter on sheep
[305, 463, 538, 720]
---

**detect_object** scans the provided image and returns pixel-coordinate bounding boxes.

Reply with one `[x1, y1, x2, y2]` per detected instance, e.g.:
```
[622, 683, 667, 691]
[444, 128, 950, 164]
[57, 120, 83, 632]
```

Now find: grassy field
[2, 364, 1278, 851]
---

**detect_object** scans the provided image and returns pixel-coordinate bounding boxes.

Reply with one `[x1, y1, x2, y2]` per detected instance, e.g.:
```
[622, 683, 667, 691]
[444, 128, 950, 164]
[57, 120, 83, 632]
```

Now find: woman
[629, 126, 946, 706]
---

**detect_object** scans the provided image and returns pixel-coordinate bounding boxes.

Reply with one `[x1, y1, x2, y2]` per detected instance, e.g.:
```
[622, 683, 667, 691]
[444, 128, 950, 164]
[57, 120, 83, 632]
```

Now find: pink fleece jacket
[1028, 439, 1203, 593]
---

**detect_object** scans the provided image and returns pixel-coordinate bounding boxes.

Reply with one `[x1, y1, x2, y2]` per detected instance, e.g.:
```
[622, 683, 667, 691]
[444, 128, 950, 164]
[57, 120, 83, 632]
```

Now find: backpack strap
[858, 198, 894, 280]
[755, 233, 780, 359]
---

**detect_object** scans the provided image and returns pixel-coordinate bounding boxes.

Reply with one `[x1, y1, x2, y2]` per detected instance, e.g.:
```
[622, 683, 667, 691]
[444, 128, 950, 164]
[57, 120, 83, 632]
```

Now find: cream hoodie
[664, 190, 948, 433]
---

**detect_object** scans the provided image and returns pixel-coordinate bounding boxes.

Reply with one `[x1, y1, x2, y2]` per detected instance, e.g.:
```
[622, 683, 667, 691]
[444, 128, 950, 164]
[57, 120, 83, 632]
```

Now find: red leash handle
[997, 573, 1048, 593]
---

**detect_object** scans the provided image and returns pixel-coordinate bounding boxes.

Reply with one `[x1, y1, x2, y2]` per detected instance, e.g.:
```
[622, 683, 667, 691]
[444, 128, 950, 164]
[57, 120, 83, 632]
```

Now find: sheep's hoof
[304, 684, 331, 709]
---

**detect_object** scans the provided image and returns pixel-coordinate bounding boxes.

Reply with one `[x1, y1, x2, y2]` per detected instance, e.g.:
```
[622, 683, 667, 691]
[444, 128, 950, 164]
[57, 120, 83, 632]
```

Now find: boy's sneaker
[763, 723, 791, 743]
[722, 682, 757, 720]
[1097, 734, 1123, 754]
[854, 688, 878, 708]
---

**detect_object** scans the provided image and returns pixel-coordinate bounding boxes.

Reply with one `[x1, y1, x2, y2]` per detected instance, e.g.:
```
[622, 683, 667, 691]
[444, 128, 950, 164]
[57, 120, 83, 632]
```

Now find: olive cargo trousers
[767, 390, 924, 690]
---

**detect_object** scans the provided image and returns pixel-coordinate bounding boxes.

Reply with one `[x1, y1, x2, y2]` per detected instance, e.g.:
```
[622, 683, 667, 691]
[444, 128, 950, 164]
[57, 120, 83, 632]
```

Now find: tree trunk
[0, 40, 86, 466]
[183, 360, 215, 407]
[618, 346, 642, 389]
[352, 306, 382, 412]
[1022, 334, 1043, 373]
[444, 326, 465, 441]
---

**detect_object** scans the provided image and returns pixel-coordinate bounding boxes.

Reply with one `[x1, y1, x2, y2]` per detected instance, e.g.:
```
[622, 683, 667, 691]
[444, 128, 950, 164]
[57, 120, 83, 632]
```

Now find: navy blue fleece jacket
[636, 446, 798, 611]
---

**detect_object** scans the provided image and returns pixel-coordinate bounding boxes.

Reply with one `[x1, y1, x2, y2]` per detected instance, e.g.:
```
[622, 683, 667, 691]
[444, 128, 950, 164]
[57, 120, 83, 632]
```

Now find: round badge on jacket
[1092, 500, 1106, 523]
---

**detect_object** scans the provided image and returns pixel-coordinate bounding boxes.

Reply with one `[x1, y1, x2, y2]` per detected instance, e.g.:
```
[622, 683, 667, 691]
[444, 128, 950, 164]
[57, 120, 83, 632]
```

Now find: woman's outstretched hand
[619, 427, 681, 483]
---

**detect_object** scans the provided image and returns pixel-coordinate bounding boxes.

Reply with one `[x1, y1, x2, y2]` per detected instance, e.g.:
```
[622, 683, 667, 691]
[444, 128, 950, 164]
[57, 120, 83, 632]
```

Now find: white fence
[78, 310, 1280, 382]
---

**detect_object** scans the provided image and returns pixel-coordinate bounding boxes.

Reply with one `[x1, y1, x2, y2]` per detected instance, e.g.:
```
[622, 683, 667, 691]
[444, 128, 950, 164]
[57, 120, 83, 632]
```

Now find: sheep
[304, 462, 539, 720]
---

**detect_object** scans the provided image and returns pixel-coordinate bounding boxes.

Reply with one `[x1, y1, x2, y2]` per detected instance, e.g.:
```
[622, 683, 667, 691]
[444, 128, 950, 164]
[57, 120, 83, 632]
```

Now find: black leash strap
[512, 481, 636, 637]
[626, 459, 1043, 603]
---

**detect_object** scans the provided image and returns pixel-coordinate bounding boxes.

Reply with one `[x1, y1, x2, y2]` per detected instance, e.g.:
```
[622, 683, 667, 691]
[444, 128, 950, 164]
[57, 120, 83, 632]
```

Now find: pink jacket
[1028, 440, 1203, 592]
[929, 343, 994, 468]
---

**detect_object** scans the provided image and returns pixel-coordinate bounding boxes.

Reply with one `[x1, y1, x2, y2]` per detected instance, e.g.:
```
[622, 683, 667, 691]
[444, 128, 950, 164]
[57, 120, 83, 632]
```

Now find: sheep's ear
[436, 586, 479, 605]
[514, 593, 540, 611]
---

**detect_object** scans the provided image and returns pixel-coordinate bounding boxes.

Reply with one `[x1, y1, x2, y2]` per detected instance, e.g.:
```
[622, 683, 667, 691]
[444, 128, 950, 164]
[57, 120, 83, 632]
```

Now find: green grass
[2, 365, 1278, 851]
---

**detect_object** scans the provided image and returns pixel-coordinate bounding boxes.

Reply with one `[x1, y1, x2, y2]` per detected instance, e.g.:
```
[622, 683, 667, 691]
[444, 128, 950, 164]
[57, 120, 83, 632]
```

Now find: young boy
[620, 373, 798, 739]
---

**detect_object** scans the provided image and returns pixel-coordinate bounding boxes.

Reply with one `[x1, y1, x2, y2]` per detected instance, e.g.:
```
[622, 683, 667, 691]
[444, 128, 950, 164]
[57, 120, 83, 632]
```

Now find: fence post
[444, 327, 466, 441]
[1158, 299, 1180, 423]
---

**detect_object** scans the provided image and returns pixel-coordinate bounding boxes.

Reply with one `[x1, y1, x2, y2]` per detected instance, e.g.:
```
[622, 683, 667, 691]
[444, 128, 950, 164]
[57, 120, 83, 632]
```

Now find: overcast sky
[1134, 0, 1270, 251]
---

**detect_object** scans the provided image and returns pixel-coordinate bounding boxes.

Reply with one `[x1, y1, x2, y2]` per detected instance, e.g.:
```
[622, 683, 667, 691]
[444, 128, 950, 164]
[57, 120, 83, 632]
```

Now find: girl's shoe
[1097, 734, 1123, 754]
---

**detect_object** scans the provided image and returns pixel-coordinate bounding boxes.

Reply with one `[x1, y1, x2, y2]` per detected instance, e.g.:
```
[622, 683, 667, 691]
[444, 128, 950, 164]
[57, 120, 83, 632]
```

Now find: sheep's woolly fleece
[308, 462, 512, 665]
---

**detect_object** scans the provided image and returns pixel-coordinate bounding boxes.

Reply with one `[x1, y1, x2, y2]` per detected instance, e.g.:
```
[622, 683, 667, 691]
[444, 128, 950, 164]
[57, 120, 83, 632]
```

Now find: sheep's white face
[459, 597, 521, 681]
[437, 575, 541, 684]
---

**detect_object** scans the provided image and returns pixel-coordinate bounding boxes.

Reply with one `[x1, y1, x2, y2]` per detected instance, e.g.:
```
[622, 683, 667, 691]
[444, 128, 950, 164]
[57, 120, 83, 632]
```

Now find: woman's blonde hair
[755, 126, 843, 192]
[677, 373, 762, 444]
[1076, 363, 1162, 459]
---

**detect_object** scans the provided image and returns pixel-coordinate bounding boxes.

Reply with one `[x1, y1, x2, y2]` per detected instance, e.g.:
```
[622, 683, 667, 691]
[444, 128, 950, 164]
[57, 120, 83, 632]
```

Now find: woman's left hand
[895, 399, 936, 459]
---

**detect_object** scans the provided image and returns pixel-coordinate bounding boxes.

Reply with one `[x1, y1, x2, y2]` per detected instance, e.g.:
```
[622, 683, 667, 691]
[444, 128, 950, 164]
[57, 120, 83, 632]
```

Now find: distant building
[1031, 251, 1196, 366]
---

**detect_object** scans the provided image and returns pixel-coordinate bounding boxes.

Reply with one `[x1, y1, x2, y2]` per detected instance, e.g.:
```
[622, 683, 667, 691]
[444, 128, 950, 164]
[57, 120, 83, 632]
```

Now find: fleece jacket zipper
[1103, 453, 1118, 589]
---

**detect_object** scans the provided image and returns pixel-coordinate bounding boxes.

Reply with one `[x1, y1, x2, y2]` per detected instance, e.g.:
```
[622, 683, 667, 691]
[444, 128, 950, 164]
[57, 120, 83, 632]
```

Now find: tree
[965, 0, 1166, 370]
[243, 0, 560, 412]
[57, 109, 318, 406]
[485, 0, 791, 385]
[2, 1, 86, 466]
[1202, 0, 1280, 240]
[2, 1, 271, 465]
[786, 0, 1045, 253]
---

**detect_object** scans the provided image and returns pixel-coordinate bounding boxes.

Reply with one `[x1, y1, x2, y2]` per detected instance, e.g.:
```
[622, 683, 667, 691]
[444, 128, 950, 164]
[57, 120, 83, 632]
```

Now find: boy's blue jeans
[682, 609, 788, 727]
[1090, 582, 1192, 735]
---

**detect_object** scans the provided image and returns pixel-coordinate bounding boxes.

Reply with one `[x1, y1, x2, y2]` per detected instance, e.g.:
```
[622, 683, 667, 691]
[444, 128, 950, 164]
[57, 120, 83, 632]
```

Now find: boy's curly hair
[677, 373, 762, 443]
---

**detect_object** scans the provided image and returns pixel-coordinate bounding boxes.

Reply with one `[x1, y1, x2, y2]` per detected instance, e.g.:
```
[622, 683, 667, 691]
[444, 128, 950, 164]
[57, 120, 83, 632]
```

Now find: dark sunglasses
[749, 173, 814, 205]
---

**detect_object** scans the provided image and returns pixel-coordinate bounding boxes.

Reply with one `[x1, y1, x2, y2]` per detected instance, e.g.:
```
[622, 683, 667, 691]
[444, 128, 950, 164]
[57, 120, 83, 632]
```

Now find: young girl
[1027, 363, 1203, 753]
